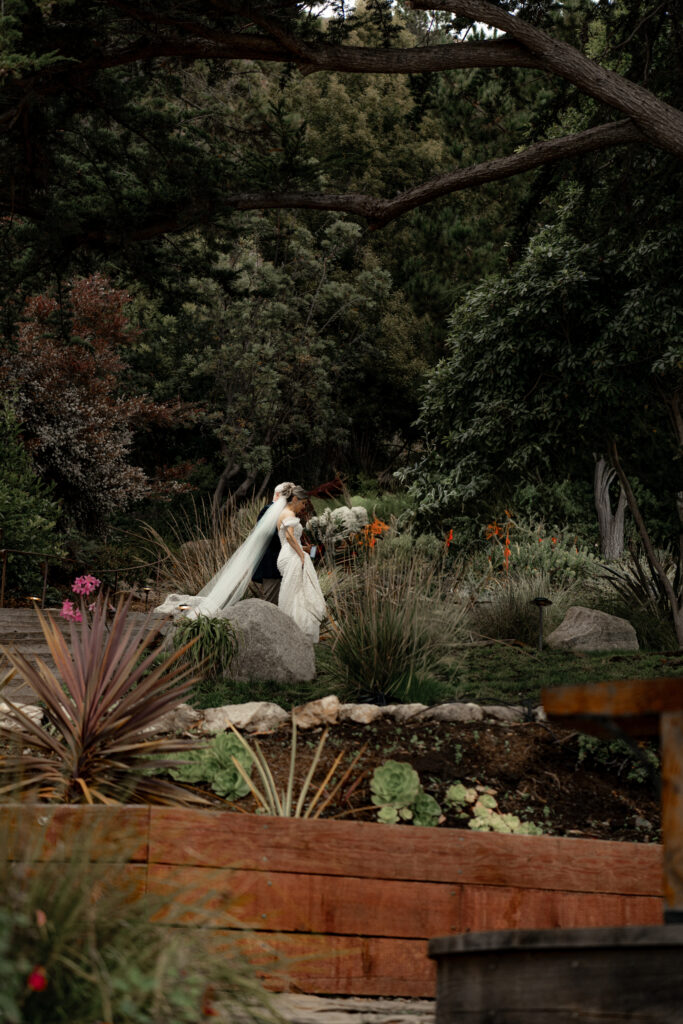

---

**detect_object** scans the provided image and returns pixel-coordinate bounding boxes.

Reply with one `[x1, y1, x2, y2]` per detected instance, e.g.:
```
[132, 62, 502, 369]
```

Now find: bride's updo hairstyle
[281, 484, 307, 503]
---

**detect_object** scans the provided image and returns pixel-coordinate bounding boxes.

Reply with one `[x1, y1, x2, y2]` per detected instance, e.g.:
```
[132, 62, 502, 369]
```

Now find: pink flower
[72, 574, 101, 596]
[35, 909, 47, 928]
[61, 600, 84, 623]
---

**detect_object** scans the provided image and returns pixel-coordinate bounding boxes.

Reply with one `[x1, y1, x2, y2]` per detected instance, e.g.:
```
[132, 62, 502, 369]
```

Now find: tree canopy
[3, 0, 683, 248]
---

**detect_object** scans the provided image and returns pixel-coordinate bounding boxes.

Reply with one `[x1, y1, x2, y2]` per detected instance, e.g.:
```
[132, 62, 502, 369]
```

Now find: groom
[251, 481, 294, 604]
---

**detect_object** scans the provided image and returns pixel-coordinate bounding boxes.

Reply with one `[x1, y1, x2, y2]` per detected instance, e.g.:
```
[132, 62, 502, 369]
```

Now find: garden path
[229, 994, 435, 1023]
[0, 608, 152, 702]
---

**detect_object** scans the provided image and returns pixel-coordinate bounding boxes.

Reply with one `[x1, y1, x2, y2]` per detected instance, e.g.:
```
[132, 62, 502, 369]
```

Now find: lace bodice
[278, 516, 302, 544]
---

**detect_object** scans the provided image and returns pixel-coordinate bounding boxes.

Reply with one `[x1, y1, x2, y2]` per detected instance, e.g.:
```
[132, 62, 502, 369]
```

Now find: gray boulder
[217, 598, 316, 683]
[546, 605, 638, 652]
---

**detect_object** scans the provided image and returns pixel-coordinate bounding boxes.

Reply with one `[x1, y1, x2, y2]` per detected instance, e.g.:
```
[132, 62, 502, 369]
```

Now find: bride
[276, 484, 327, 643]
[160, 482, 327, 642]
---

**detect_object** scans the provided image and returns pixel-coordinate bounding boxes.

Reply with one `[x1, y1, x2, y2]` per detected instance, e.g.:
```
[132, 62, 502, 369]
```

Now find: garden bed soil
[192, 718, 661, 844]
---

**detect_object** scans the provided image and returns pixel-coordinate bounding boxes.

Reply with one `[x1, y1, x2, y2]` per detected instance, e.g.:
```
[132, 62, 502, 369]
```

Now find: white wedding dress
[277, 516, 327, 643]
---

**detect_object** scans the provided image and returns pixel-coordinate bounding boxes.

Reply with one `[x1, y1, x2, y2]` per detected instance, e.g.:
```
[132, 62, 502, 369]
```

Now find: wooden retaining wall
[2, 806, 663, 998]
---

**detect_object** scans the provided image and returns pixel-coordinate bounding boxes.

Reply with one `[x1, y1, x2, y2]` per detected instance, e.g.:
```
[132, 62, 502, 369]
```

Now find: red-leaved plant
[0, 597, 209, 805]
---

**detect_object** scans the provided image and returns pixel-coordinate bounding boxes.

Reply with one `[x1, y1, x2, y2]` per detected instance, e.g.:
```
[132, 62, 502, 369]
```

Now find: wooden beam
[542, 677, 683, 738]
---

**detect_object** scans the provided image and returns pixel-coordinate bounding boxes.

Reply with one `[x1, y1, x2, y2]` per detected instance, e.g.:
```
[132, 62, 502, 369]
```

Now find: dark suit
[252, 504, 281, 603]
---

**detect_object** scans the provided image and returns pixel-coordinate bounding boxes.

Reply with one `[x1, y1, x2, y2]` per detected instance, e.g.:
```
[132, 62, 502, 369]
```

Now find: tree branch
[219, 119, 643, 228]
[411, 0, 683, 159]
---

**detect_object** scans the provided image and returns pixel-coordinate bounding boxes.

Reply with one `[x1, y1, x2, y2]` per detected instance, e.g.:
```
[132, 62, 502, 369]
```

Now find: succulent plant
[371, 761, 442, 827]
[170, 732, 253, 800]
[370, 761, 421, 809]
[445, 783, 477, 806]
[411, 790, 442, 827]
[445, 779, 545, 835]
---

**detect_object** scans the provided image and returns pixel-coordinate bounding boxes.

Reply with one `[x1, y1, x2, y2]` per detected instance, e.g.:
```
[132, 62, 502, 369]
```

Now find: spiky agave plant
[0, 597, 209, 805]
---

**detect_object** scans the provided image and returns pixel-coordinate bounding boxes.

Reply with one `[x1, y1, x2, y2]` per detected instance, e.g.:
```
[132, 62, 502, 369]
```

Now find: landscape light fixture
[530, 596, 553, 651]
[142, 585, 151, 611]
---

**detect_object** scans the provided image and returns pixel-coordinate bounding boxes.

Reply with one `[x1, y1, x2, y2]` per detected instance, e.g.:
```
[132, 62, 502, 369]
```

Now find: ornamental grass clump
[468, 570, 582, 646]
[227, 718, 366, 818]
[319, 552, 465, 704]
[0, 597, 209, 805]
[173, 613, 239, 678]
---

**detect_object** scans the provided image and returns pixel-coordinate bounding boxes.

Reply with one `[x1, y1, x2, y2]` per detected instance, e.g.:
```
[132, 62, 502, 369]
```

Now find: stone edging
[0, 694, 546, 736]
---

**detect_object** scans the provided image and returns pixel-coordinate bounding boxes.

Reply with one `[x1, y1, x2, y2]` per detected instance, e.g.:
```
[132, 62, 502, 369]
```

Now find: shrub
[598, 550, 679, 649]
[0, 819, 276, 1024]
[0, 597, 209, 804]
[0, 400, 63, 598]
[3, 275, 172, 532]
[479, 515, 600, 584]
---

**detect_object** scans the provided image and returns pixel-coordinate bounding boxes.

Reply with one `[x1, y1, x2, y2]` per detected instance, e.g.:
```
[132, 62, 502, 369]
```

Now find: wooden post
[661, 711, 683, 922]
[543, 677, 683, 924]
[41, 560, 48, 609]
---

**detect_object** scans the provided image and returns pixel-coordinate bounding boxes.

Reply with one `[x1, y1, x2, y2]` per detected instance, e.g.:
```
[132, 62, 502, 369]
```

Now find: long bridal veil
[154, 496, 287, 619]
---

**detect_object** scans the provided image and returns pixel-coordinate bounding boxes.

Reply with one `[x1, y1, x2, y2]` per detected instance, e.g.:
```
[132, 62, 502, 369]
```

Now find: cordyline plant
[0, 597, 209, 805]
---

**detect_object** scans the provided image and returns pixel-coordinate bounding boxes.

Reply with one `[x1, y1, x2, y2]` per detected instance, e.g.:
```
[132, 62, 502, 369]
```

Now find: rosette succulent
[371, 761, 421, 809]
[371, 761, 442, 827]
[170, 732, 253, 800]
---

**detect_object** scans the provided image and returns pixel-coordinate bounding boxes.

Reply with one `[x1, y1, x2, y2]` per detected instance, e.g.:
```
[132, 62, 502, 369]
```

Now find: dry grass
[140, 496, 264, 594]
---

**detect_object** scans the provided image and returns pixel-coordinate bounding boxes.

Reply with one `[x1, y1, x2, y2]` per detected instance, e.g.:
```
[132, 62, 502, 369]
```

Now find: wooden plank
[147, 864, 461, 938]
[148, 865, 660, 937]
[211, 931, 437, 999]
[0, 805, 149, 862]
[661, 710, 683, 914]
[542, 677, 683, 736]
[148, 809, 662, 896]
[459, 884, 662, 932]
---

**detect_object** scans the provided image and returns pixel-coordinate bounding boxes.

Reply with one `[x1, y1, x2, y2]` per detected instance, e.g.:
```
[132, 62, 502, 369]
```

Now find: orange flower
[445, 528, 454, 548]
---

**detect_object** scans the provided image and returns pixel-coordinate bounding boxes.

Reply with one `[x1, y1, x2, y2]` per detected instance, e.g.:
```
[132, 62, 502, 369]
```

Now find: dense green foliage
[0, 401, 63, 594]
[0, 0, 681, 632]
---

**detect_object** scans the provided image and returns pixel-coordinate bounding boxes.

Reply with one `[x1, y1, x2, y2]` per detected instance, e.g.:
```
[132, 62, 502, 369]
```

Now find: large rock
[218, 599, 316, 683]
[546, 605, 638, 652]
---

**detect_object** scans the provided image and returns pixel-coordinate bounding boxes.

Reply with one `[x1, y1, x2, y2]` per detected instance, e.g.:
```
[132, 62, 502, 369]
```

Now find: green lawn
[446, 644, 683, 707]
[189, 643, 683, 712]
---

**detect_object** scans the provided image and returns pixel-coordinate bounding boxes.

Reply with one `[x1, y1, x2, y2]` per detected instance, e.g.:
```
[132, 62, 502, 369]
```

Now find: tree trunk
[212, 462, 240, 519]
[594, 455, 627, 560]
